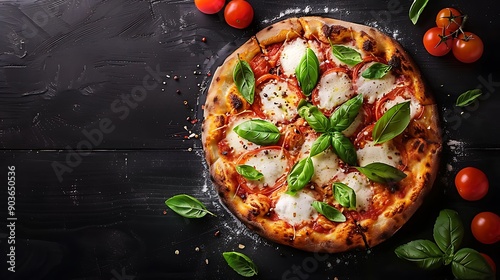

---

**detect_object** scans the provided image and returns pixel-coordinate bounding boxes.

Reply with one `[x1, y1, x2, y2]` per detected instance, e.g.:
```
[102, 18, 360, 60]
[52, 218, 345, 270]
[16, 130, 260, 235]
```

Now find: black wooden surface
[0, 0, 499, 279]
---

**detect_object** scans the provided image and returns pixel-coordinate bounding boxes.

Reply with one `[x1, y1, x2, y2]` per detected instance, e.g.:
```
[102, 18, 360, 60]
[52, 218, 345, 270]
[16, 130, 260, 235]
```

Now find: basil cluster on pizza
[202, 16, 441, 253]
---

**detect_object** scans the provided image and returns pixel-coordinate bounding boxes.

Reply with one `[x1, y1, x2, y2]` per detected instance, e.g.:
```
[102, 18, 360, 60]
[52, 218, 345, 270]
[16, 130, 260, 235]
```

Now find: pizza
[201, 16, 441, 253]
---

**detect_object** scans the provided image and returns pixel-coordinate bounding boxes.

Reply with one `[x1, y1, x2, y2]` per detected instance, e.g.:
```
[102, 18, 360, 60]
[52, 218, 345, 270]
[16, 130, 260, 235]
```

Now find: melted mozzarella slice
[274, 191, 318, 225]
[380, 94, 423, 119]
[340, 172, 373, 211]
[243, 148, 288, 190]
[355, 62, 396, 104]
[225, 114, 260, 155]
[280, 38, 308, 76]
[357, 141, 402, 168]
[315, 71, 354, 111]
[259, 80, 299, 123]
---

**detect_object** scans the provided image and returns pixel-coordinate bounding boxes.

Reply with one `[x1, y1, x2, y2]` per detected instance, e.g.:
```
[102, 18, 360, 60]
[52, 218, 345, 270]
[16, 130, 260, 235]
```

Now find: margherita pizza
[202, 16, 441, 253]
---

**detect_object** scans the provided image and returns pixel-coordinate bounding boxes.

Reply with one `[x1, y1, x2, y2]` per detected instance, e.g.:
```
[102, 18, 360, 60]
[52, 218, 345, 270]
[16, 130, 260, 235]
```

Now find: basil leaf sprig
[233, 56, 256, 104]
[223, 252, 258, 277]
[355, 162, 407, 184]
[234, 119, 280, 145]
[331, 131, 357, 166]
[361, 62, 392, 79]
[456, 89, 482, 107]
[333, 182, 356, 209]
[309, 133, 331, 157]
[395, 239, 444, 269]
[330, 93, 363, 131]
[295, 48, 320, 96]
[372, 101, 411, 144]
[312, 201, 346, 222]
[298, 101, 330, 133]
[451, 248, 494, 280]
[286, 157, 314, 195]
[395, 209, 494, 280]
[433, 209, 464, 260]
[165, 194, 215, 218]
[236, 165, 264, 181]
[409, 0, 430, 25]
[287, 95, 363, 194]
[331, 44, 363, 66]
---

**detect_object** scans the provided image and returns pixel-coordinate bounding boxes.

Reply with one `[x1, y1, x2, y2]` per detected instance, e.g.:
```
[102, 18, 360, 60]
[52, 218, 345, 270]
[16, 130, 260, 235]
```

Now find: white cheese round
[355, 62, 396, 104]
[357, 141, 402, 168]
[315, 71, 354, 111]
[274, 191, 318, 225]
[243, 148, 288, 190]
[258, 80, 299, 123]
[280, 38, 308, 76]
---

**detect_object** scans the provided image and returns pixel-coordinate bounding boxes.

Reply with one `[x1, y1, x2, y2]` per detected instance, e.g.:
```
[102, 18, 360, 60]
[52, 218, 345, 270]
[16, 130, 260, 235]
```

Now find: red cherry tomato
[452, 32, 484, 63]
[224, 0, 254, 29]
[423, 27, 453, 56]
[471, 212, 500, 244]
[194, 0, 225, 14]
[454, 167, 489, 201]
[435, 8, 463, 33]
[480, 253, 496, 274]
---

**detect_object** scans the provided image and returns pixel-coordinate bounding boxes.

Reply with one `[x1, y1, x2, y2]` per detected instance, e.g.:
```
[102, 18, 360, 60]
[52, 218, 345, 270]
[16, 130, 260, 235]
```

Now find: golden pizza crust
[359, 140, 441, 247]
[202, 16, 442, 253]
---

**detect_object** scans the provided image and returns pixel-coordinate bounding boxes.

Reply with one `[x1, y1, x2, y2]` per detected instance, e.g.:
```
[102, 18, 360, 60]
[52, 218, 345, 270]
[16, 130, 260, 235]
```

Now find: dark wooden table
[1, 0, 499, 279]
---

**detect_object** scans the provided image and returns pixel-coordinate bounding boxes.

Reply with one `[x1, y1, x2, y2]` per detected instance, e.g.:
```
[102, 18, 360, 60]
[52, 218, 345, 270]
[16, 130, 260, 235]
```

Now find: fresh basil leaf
[433, 209, 464, 257]
[165, 194, 215, 218]
[451, 248, 494, 280]
[333, 182, 356, 209]
[372, 101, 411, 144]
[361, 62, 392, 79]
[395, 240, 444, 270]
[234, 119, 280, 145]
[331, 44, 363, 66]
[286, 157, 314, 195]
[330, 131, 357, 166]
[456, 89, 482, 107]
[409, 0, 429, 25]
[312, 201, 346, 222]
[233, 57, 255, 104]
[297, 99, 310, 111]
[310, 134, 332, 157]
[295, 48, 320, 96]
[330, 94, 363, 131]
[236, 165, 264, 181]
[223, 251, 258, 277]
[355, 162, 407, 184]
[298, 104, 330, 133]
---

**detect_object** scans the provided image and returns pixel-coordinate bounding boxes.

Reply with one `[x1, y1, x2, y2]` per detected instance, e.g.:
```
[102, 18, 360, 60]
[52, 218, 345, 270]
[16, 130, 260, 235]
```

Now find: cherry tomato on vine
[452, 32, 484, 63]
[224, 0, 254, 29]
[471, 212, 500, 244]
[423, 27, 453, 56]
[455, 167, 489, 201]
[480, 253, 497, 274]
[436, 8, 463, 33]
